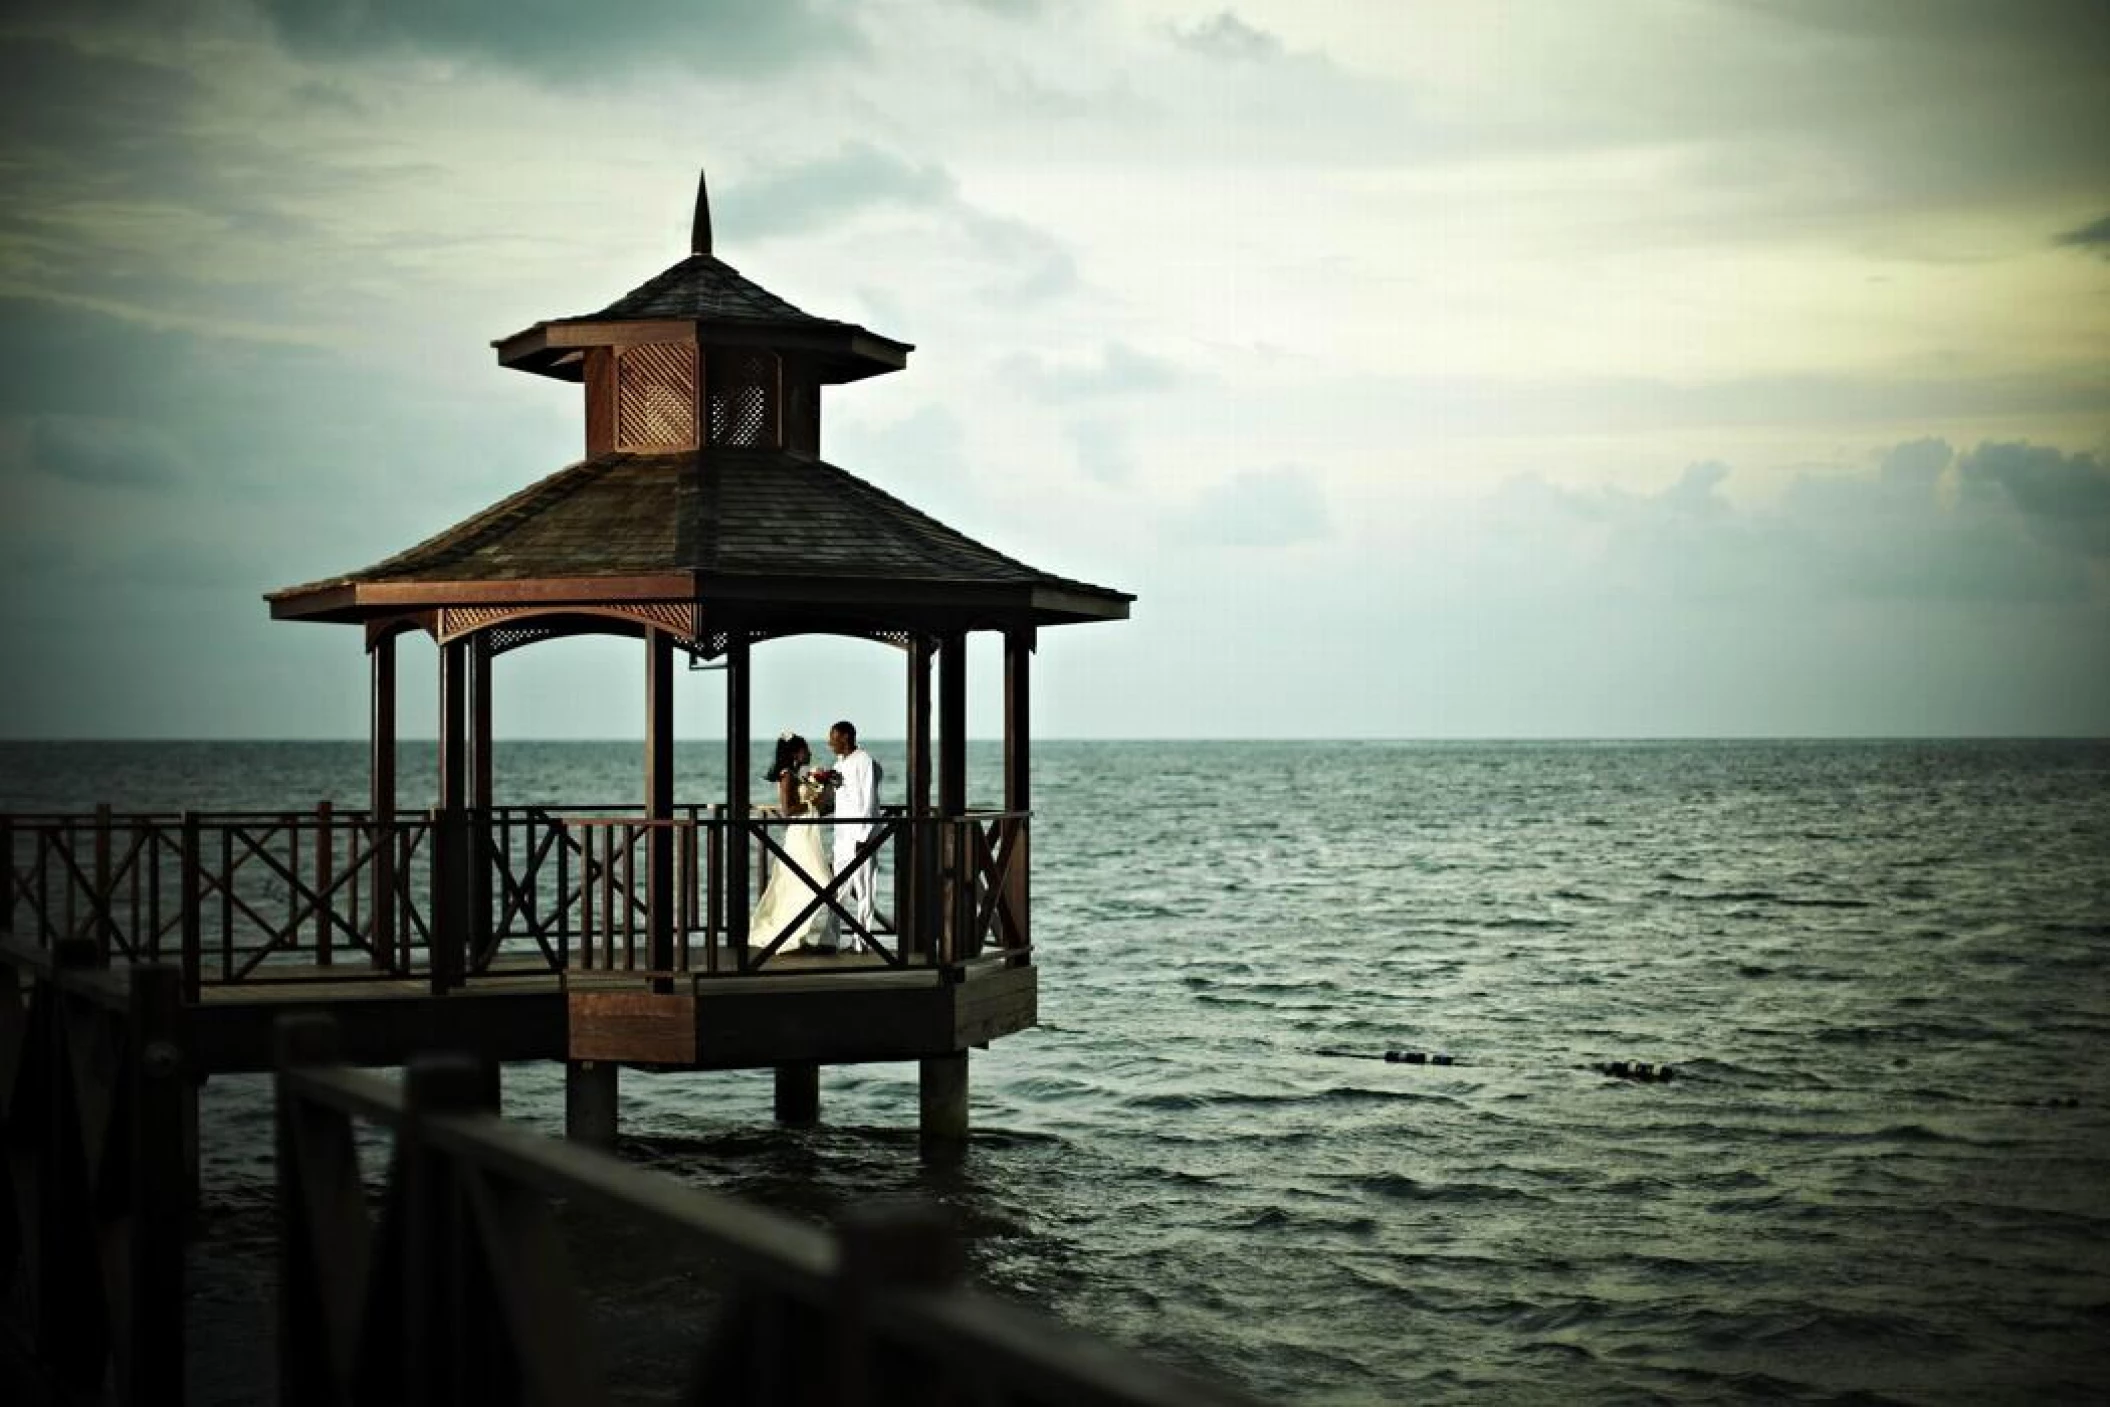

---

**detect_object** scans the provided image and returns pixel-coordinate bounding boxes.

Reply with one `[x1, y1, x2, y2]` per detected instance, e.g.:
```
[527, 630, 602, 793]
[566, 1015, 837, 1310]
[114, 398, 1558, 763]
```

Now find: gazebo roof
[267, 450, 1131, 630]
[493, 174, 913, 384]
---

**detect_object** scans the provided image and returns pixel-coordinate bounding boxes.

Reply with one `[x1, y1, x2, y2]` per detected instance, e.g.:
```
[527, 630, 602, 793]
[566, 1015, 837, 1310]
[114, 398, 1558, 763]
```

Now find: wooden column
[1003, 628, 1031, 811]
[938, 631, 966, 815]
[725, 634, 751, 970]
[470, 632, 493, 808]
[903, 636, 934, 958]
[774, 1062, 819, 1125]
[938, 631, 967, 964]
[438, 637, 468, 812]
[644, 630, 675, 986]
[469, 632, 494, 972]
[919, 1050, 969, 1154]
[435, 637, 469, 992]
[565, 1059, 618, 1146]
[370, 634, 397, 969]
[1004, 628, 1032, 954]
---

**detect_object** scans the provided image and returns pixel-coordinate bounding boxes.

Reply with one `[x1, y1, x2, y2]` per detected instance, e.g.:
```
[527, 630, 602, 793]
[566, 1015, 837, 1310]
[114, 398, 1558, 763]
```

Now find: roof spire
[690, 168, 713, 257]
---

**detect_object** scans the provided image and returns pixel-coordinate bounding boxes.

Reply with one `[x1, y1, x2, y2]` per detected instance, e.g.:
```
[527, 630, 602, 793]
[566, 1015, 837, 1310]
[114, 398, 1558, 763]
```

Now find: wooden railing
[275, 1014, 1256, 1407]
[0, 949, 187, 1406]
[2, 806, 1030, 994]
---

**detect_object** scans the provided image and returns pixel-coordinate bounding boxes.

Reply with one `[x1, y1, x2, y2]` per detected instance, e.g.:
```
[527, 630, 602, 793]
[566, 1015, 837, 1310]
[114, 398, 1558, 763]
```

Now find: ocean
[4, 738, 2108, 1403]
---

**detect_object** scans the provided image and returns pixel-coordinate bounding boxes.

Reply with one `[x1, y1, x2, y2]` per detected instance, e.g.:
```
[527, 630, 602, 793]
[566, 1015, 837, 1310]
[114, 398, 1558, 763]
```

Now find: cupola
[491, 171, 913, 459]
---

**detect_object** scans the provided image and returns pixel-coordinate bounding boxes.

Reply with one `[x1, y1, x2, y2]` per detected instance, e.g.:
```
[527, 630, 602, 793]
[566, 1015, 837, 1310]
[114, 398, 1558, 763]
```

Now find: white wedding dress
[749, 795, 835, 952]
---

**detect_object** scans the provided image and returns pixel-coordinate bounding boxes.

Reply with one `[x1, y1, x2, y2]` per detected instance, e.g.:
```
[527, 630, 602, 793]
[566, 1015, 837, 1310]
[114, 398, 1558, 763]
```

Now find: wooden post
[773, 1062, 819, 1126]
[94, 802, 113, 959]
[314, 800, 334, 966]
[565, 1059, 619, 1146]
[42, 940, 106, 1386]
[470, 631, 494, 973]
[401, 1053, 505, 1406]
[273, 1013, 343, 1407]
[919, 1050, 970, 1155]
[1004, 628, 1032, 954]
[2, 812, 13, 932]
[180, 811, 203, 1005]
[938, 632, 967, 816]
[725, 634, 751, 972]
[439, 636, 468, 813]
[903, 636, 933, 959]
[371, 634, 398, 970]
[429, 807, 468, 995]
[831, 1202, 964, 1405]
[645, 630, 675, 988]
[938, 632, 966, 962]
[124, 964, 186, 1407]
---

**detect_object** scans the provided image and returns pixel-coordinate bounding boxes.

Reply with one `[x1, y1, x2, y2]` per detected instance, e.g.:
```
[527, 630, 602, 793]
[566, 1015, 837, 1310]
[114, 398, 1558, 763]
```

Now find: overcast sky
[2, 0, 2106, 740]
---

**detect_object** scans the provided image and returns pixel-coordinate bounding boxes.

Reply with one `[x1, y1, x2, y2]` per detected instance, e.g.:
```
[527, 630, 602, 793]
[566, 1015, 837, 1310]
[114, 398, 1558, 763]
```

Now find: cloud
[254, 0, 867, 81]
[1169, 11, 1287, 63]
[1000, 342, 1180, 399]
[1070, 420, 1132, 485]
[1478, 440, 2106, 607]
[722, 144, 957, 241]
[954, 206, 1078, 302]
[1169, 465, 1330, 548]
[1958, 441, 2110, 558]
[12, 416, 189, 488]
[2053, 212, 2110, 255]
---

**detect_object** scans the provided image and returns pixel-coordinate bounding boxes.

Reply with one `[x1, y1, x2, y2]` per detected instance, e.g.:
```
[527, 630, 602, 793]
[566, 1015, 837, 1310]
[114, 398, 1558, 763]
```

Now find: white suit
[830, 747, 880, 944]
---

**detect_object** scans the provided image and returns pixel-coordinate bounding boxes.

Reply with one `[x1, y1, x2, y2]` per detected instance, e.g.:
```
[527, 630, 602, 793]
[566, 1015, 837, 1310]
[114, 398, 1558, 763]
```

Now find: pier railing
[276, 1014, 1255, 1407]
[1, 805, 1028, 996]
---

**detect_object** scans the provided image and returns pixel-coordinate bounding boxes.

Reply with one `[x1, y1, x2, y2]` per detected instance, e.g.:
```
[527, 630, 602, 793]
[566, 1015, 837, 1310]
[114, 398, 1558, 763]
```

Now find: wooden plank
[568, 991, 696, 1064]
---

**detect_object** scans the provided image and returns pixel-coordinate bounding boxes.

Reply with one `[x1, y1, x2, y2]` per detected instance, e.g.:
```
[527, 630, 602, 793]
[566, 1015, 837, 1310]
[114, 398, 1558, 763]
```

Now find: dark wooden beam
[439, 637, 467, 813]
[939, 631, 966, 818]
[370, 635, 397, 968]
[471, 631, 494, 969]
[584, 346, 613, 456]
[1003, 629, 1031, 813]
[904, 636, 934, 958]
[1004, 629, 1032, 955]
[645, 630, 676, 986]
[725, 634, 751, 971]
[471, 632, 494, 810]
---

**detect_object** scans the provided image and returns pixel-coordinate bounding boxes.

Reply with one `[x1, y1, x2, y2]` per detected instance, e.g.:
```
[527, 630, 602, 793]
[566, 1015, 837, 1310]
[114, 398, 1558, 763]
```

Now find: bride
[749, 732, 837, 954]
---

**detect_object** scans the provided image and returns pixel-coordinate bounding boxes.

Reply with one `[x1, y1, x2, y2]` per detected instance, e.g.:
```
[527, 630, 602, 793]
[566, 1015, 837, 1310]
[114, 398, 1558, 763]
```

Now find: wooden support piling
[919, 1049, 970, 1153]
[565, 1059, 618, 1146]
[773, 1061, 819, 1126]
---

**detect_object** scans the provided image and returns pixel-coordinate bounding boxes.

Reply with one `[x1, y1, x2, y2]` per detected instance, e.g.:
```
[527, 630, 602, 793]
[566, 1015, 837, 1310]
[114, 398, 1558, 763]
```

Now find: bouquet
[797, 768, 842, 810]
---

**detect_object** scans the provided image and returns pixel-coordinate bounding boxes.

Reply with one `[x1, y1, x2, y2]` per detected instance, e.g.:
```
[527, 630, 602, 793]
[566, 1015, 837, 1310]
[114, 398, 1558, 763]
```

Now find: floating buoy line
[1314, 1047, 1677, 1082]
[1306, 1048, 2085, 1105]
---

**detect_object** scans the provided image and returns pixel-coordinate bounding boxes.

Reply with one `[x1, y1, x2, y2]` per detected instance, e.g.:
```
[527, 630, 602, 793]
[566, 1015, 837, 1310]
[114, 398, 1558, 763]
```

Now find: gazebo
[265, 170, 1132, 1140]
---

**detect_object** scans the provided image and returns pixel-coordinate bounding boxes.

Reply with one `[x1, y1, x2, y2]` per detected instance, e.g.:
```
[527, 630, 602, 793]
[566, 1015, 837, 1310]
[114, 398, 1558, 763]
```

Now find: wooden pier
[0, 166, 1138, 1400]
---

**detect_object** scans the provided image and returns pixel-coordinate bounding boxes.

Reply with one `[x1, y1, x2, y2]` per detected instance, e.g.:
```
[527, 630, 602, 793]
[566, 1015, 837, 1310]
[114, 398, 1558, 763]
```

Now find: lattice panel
[708, 352, 776, 447]
[440, 603, 700, 650]
[488, 623, 558, 657]
[616, 343, 698, 450]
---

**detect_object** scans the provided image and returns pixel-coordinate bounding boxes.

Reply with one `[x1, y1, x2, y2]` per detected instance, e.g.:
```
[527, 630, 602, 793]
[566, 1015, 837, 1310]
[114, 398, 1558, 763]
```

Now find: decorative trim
[437, 601, 701, 651]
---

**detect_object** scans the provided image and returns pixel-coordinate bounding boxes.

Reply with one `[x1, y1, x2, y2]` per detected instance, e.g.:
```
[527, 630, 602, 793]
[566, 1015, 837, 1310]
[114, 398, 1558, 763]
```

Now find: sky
[1, 0, 2106, 740]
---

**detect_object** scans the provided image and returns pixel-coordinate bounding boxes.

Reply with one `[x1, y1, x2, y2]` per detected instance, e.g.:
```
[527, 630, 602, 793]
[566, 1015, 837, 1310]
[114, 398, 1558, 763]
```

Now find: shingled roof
[551, 254, 848, 330]
[268, 451, 1130, 626]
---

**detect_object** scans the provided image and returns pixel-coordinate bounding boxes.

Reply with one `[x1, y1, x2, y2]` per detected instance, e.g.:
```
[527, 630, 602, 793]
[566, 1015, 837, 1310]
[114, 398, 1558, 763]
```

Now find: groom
[826, 720, 881, 949]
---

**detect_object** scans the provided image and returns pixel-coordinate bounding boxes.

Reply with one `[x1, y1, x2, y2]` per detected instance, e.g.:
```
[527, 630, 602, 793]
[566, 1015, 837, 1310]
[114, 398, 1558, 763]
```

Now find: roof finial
[691, 168, 713, 257]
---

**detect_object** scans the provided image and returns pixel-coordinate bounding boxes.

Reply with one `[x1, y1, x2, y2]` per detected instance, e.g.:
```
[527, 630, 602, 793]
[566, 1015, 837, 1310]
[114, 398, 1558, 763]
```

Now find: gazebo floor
[102, 949, 1034, 1075]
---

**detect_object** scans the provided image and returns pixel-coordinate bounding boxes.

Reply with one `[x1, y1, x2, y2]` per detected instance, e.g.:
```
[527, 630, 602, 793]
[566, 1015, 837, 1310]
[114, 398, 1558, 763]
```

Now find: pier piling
[565, 1059, 619, 1145]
